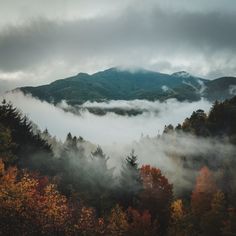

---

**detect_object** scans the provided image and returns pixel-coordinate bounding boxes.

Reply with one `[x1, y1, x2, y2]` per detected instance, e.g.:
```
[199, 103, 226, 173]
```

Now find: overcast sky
[0, 0, 236, 88]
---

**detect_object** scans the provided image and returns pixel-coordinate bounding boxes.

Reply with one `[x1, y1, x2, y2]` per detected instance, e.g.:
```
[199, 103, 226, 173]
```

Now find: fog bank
[4, 91, 232, 194]
[3, 91, 212, 145]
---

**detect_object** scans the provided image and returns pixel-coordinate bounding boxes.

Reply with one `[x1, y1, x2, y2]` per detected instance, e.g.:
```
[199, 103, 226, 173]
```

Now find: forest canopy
[0, 96, 236, 235]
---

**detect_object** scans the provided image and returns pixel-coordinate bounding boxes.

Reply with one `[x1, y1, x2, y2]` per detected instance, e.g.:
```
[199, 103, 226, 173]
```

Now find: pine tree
[119, 150, 141, 208]
[0, 101, 52, 171]
[66, 132, 73, 143]
[89, 146, 115, 214]
[0, 124, 17, 166]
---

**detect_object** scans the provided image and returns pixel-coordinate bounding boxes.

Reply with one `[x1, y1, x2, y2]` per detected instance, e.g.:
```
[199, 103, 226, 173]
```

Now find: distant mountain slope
[204, 77, 236, 101]
[18, 67, 236, 105]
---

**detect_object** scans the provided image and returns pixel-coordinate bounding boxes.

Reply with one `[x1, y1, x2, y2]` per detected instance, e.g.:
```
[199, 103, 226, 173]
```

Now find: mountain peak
[172, 71, 193, 78]
[77, 72, 89, 77]
[97, 67, 157, 75]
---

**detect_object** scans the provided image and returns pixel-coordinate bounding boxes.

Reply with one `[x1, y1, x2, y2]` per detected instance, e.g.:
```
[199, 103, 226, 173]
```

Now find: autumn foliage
[1, 99, 236, 235]
[0, 159, 71, 235]
[191, 166, 218, 215]
[139, 165, 173, 234]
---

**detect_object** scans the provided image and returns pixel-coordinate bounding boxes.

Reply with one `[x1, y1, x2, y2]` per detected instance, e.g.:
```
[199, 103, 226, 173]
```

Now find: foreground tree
[191, 166, 218, 215]
[74, 206, 105, 235]
[127, 207, 158, 236]
[107, 204, 129, 236]
[200, 191, 227, 236]
[0, 159, 71, 235]
[139, 165, 173, 235]
[0, 124, 16, 166]
[168, 199, 186, 236]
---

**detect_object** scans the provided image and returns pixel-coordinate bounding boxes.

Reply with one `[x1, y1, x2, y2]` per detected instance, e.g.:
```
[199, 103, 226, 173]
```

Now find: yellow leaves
[36, 183, 70, 231]
[0, 159, 4, 176]
[170, 199, 184, 221]
[211, 190, 225, 213]
[75, 207, 96, 232]
[2, 166, 17, 184]
[73, 206, 106, 235]
[107, 204, 129, 236]
[168, 200, 192, 236]
[0, 159, 71, 235]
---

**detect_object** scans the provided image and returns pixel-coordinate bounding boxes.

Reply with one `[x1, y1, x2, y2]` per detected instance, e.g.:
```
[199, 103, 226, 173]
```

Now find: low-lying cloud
[3, 91, 212, 145]
[104, 132, 236, 195]
[3, 91, 235, 195]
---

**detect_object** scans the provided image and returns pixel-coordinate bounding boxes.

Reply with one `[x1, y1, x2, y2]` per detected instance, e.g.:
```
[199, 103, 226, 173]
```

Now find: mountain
[18, 67, 236, 105]
[204, 77, 236, 101]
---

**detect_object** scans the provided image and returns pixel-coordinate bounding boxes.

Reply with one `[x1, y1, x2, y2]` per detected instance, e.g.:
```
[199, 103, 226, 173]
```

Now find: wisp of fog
[4, 91, 235, 195]
[3, 91, 212, 145]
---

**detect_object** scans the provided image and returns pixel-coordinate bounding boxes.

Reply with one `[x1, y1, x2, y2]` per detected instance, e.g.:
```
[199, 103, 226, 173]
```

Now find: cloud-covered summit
[0, 0, 236, 87]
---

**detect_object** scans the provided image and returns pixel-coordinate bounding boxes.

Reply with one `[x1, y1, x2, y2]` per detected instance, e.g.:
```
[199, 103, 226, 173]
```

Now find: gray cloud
[0, 0, 236, 85]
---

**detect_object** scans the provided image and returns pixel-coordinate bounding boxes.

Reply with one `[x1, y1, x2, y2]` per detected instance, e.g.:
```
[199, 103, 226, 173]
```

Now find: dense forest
[0, 96, 236, 235]
[19, 68, 236, 106]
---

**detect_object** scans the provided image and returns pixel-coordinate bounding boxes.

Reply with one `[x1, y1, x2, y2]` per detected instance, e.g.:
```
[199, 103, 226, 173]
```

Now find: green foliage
[0, 100, 53, 172]
[180, 96, 236, 141]
[20, 68, 211, 106]
[0, 124, 17, 166]
[19, 69, 236, 110]
[204, 77, 236, 101]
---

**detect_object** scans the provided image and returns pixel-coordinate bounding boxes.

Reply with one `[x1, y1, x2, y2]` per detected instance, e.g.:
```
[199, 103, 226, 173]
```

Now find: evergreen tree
[0, 101, 53, 172]
[66, 132, 73, 143]
[119, 150, 141, 208]
[89, 146, 115, 214]
[163, 124, 174, 134]
[0, 124, 17, 166]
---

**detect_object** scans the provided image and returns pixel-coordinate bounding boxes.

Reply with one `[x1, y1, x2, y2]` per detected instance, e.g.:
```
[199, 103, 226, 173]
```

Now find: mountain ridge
[18, 67, 236, 105]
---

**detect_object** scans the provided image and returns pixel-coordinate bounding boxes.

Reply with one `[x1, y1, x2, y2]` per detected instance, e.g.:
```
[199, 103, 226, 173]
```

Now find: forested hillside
[0, 96, 236, 235]
[19, 68, 236, 106]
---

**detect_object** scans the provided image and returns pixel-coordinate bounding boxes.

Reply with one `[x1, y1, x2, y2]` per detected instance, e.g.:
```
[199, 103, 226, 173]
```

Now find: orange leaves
[38, 183, 71, 232]
[127, 207, 157, 235]
[140, 165, 173, 195]
[191, 166, 218, 215]
[0, 160, 71, 235]
[128, 207, 152, 229]
[0, 158, 231, 236]
[0, 159, 4, 175]
[0, 158, 108, 235]
[107, 205, 158, 236]
[139, 165, 173, 234]
[76, 207, 96, 231]
[75, 206, 105, 235]
[193, 166, 217, 194]
[1, 166, 17, 184]
[107, 204, 129, 235]
[139, 165, 173, 213]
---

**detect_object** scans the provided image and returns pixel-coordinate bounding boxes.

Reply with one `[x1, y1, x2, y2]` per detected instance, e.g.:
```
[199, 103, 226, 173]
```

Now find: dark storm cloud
[0, 1, 236, 80]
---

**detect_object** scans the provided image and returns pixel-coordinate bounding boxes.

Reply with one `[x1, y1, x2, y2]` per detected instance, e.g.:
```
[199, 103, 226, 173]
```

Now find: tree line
[0, 96, 236, 235]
